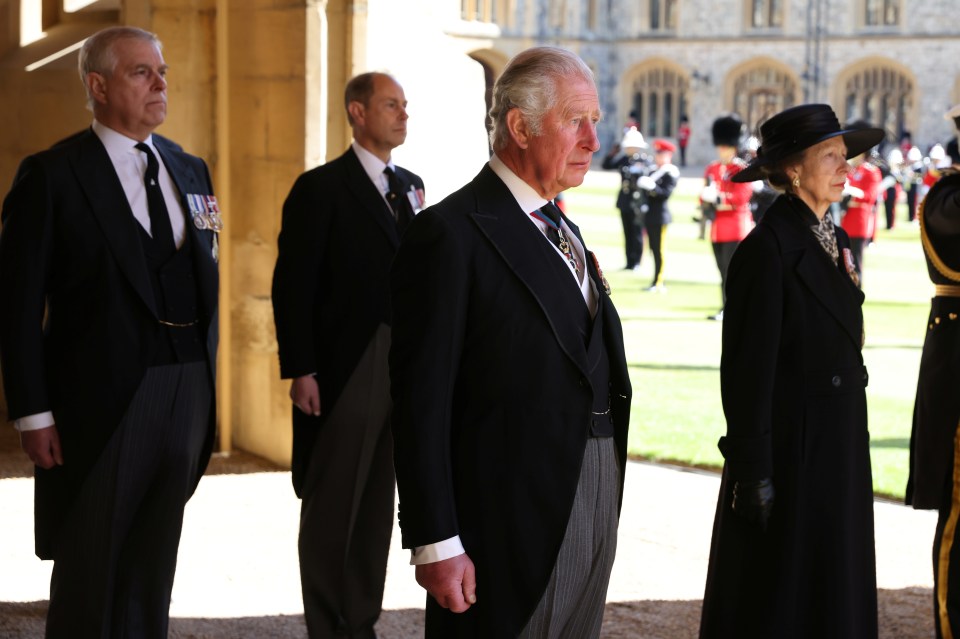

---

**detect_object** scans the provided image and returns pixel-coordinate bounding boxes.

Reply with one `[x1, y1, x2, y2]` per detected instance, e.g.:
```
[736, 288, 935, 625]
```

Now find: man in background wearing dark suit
[390, 46, 632, 637]
[0, 26, 220, 638]
[272, 71, 424, 638]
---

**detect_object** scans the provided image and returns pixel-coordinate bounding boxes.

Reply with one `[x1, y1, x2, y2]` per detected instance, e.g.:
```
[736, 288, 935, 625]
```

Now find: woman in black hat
[699, 104, 885, 639]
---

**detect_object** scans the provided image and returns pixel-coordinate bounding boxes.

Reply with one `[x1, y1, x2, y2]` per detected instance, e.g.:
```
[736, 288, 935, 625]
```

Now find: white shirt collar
[489, 154, 548, 214]
[92, 119, 154, 156]
[488, 155, 596, 315]
[352, 140, 394, 186]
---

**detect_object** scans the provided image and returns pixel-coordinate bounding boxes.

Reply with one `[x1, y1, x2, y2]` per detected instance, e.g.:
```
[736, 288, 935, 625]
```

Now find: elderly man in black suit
[389, 46, 632, 638]
[272, 71, 424, 638]
[0, 26, 219, 638]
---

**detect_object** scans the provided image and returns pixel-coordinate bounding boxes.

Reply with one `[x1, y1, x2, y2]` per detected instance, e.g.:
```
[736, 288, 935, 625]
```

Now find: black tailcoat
[389, 165, 631, 638]
[271, 146, 423, 495]
[0, 129, 219, 558]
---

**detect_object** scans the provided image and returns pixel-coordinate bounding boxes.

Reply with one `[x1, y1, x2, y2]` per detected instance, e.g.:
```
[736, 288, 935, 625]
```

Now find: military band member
[602, 126, 653, 271]
[636, 139, 679, 291]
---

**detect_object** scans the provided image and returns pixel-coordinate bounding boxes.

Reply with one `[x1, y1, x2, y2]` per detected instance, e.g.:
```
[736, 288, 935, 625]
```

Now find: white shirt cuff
[410, 535, 465, 565]
[14, 411, 54, 432]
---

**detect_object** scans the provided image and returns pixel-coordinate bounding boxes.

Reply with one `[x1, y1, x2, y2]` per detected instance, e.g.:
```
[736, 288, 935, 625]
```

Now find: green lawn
[565, 170, 930, 500]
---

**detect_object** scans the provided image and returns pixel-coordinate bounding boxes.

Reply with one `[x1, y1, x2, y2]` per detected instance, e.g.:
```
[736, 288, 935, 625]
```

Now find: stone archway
[622, 58, 690, 139]
[725, 57, 800, 135]
[833, 57, 916, 143]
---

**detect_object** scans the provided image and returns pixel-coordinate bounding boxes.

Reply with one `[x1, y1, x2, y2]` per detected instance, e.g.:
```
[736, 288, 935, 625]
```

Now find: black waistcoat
[582, 294, 613, 437]
[137, 223, 205, 365]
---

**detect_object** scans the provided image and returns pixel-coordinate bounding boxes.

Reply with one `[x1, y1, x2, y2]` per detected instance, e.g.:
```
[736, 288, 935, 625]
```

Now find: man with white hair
[0, 26, 219, 637]
[389, 46, 632, 637]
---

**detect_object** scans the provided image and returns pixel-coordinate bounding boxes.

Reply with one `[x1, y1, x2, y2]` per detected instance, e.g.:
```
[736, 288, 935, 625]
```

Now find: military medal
[842, 247, 859, 287]
[406, 186, 425, 214]
[185, 193, 208, 229]
[204, 195, 224, 232]
[186, 193, 223, 262]
[591, 251, 611, 295]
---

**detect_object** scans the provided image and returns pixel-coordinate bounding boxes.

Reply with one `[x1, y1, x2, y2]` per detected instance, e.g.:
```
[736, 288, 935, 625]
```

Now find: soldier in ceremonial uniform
[602, 126, 653, 270]
[907, 103, 960, 639]
[839, 123, 883, 286]
[701, 114, 754, 320]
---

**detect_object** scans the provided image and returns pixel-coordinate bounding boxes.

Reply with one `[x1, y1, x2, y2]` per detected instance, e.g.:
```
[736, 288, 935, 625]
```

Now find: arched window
[841, 65, 912, 141]
[631, 66, 687, 138]
[731, 66, 798, 134]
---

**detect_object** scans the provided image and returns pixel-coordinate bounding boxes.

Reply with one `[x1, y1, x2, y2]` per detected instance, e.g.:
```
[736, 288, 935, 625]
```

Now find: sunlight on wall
[24, 40, 84, 71]
[19, 0, 44, 46]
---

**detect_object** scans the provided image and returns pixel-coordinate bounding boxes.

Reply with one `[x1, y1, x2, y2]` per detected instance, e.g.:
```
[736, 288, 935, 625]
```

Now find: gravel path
[0, 436, 939, 638]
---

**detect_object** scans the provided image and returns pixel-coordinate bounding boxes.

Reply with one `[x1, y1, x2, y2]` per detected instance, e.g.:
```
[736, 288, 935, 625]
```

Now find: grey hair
[488, 46, 595, 151]
[78, 26, 162, 110]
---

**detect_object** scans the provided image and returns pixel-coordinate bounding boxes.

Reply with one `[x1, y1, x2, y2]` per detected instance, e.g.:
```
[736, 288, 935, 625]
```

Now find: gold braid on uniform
[919, 167, 960, 283]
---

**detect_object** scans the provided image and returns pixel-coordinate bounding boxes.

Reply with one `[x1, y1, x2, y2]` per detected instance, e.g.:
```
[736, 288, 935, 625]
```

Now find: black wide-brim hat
[732, 104, 885, 183]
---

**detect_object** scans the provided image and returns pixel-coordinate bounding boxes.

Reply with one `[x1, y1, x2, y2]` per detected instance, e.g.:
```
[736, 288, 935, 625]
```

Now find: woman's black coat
[699, 194, 878, 639]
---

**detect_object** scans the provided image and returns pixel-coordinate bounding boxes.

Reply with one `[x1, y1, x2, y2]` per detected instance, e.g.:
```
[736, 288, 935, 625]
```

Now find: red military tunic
[704, 159, 754, 243]
[841, 161, 882, 240]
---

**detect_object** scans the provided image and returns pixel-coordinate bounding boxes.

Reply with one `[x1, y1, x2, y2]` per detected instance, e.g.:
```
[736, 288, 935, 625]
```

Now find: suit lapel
[70, 130, 158, 318]
[341, 148, 400, 249]
[769, 201, 863, 349]
[154, 137, 220, 323]
[469, 166, 590, 375]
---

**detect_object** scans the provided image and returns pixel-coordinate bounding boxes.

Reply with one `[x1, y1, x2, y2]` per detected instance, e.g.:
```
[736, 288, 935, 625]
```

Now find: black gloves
[732, 478, 775, 531]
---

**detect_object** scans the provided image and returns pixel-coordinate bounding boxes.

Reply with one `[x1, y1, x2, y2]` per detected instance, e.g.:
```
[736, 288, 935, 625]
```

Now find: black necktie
[135, 142, 176, 253]
[538, 201, 581, 279]
[383, 167, 412, 230]
[539, 201, 565, 249]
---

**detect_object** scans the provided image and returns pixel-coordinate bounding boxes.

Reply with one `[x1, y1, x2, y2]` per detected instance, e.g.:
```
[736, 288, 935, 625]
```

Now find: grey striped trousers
[519, 436, 620, 639]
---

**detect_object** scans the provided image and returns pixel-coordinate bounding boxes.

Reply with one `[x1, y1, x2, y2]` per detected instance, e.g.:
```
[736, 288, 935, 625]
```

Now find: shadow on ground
[0, 587, 933, 638]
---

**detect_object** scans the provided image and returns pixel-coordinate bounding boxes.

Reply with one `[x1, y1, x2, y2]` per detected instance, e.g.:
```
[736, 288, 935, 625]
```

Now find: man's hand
[415, 553, 477, 613]
[290, 375, 321, 417]
[20, 425, 63, 469]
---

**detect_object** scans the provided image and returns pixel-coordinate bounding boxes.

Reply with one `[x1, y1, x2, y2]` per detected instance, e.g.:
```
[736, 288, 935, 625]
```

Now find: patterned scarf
[809, 212, 839, 263]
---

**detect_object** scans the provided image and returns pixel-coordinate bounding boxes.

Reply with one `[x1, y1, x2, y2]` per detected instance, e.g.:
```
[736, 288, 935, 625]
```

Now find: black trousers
[644, 219, 667, 286]
[884, 187, 897, 230]
[849, 237, 867, 287]
[298, 325, 395, 639]
[712, 241, 739, 307]
[45, 362, 211, 639]
[934, 428, 960, 639]
[907, 183, 919, 222]
[619, 206, 643, 269]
